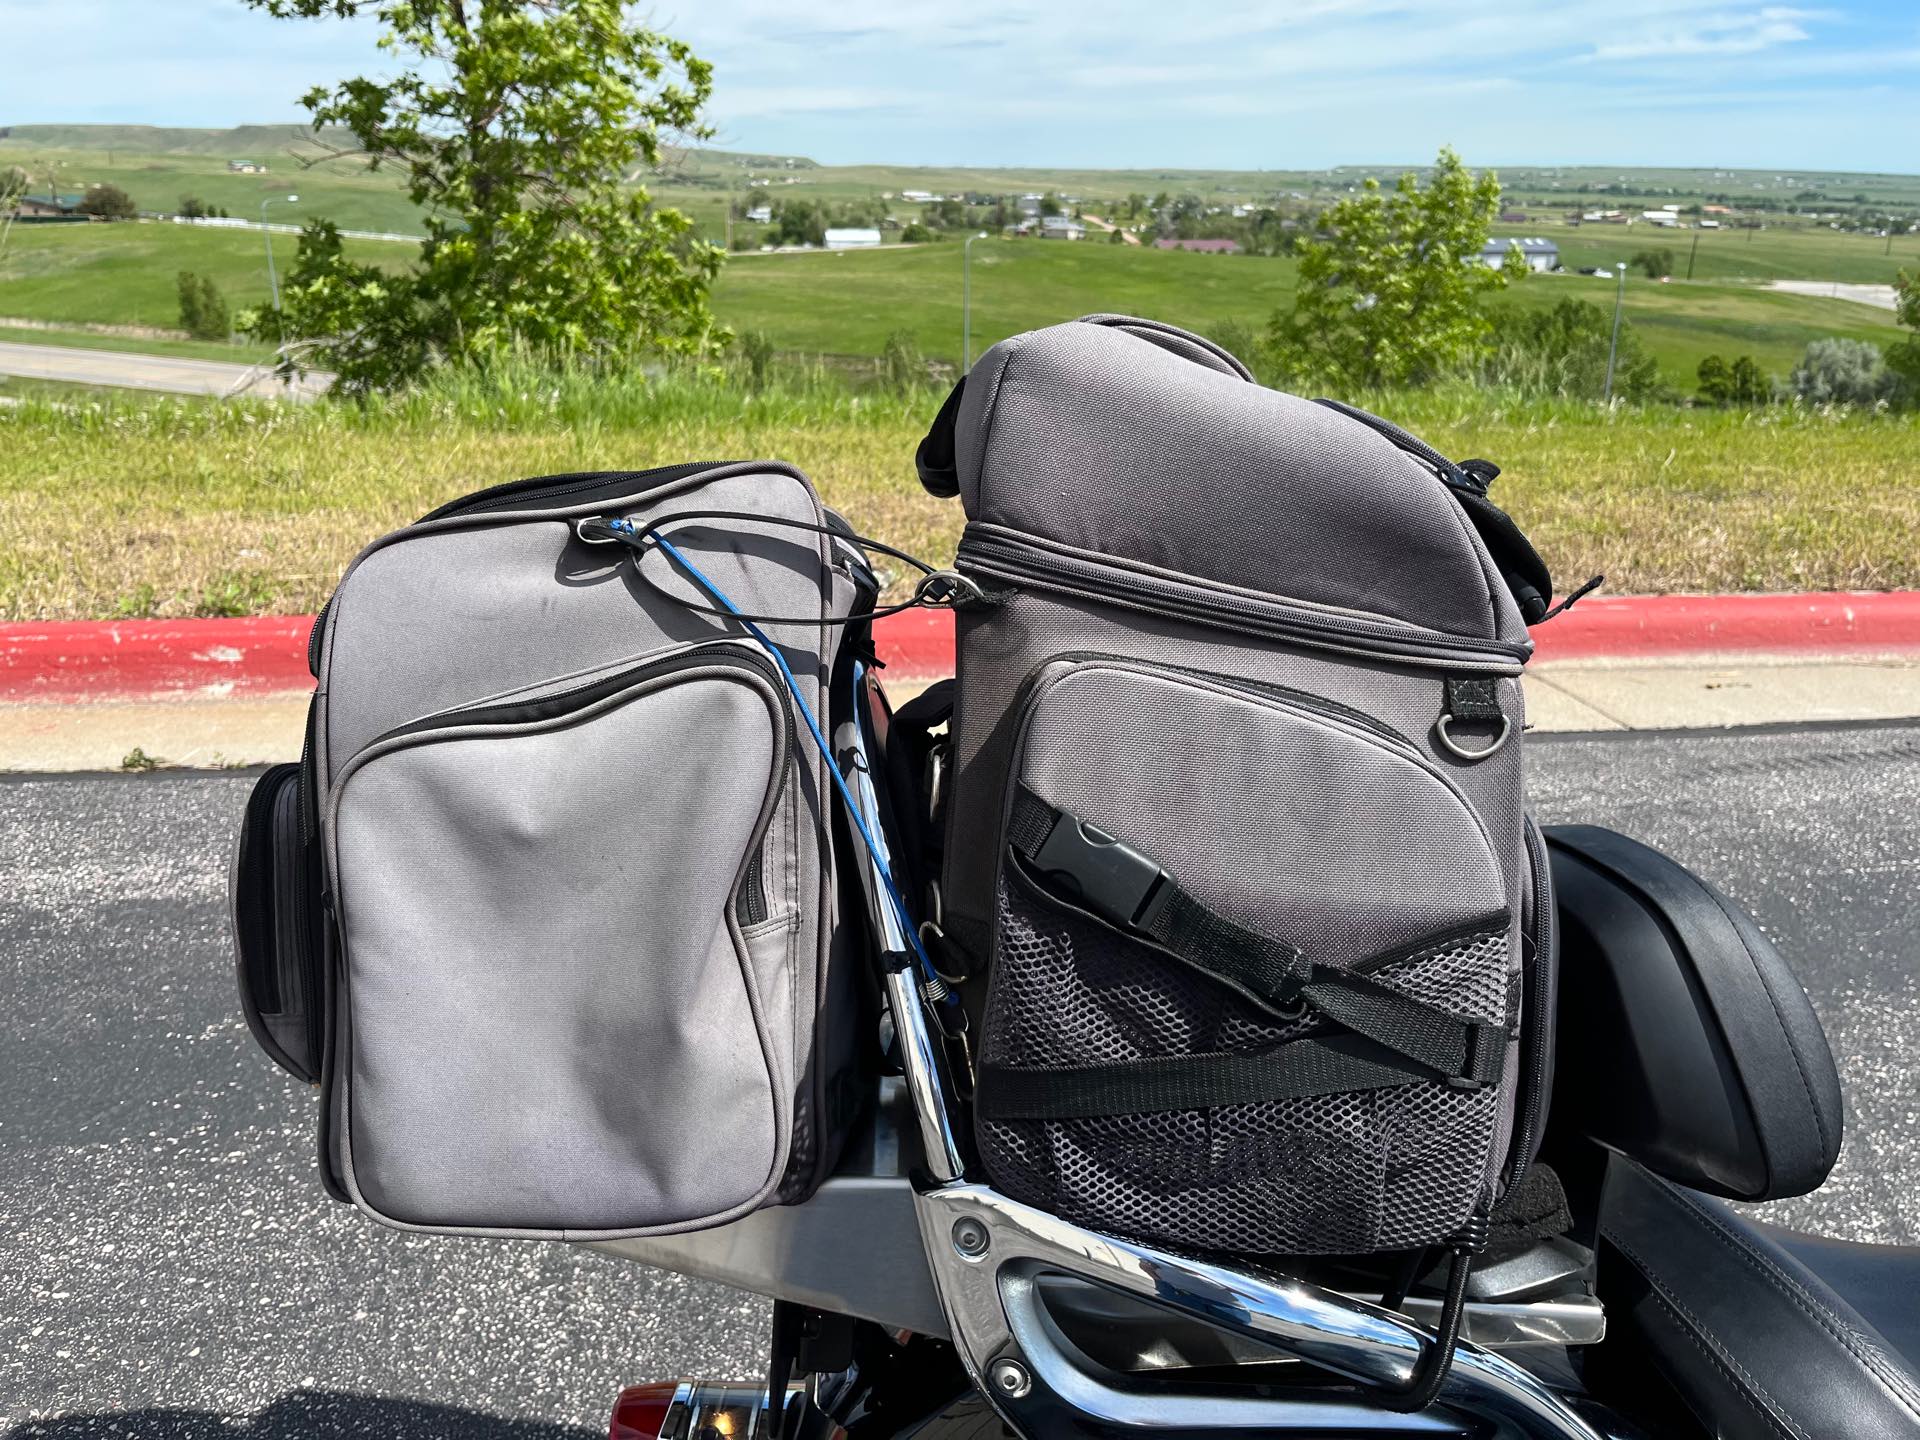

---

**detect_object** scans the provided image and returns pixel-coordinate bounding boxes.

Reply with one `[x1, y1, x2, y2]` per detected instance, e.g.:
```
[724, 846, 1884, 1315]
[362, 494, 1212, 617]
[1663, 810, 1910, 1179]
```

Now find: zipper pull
[1456, 459, 1500, 494]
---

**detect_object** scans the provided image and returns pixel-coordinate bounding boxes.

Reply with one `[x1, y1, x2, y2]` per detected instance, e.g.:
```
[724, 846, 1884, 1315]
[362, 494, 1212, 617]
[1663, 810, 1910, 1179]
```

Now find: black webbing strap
[1007, 788, 1507, 1090]
[977, 1033, 1426, 1121]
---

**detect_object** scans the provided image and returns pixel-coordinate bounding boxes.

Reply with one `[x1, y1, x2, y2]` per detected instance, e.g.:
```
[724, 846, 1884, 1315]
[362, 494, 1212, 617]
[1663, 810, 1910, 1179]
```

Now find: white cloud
[1584, 5, 1823, 61]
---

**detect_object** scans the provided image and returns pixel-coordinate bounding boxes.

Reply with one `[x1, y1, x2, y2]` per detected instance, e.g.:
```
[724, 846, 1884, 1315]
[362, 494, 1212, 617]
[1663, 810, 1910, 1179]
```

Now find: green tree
[1889, 270, 1920, 397]
[769, 199, 827, 248]
[900, 220, 934, 244]
[240, 0, 722, 396]
[1729, 355, 1771, 405]
[176, 271, 232, 340]
[78, 183, 137, 219]
[1631, 248, 1675, 279]
[1501, 242, 1532, 280]
[1267, 147, 1504, 390]
[1038, 192, 1063, 218]
[927, 198, 966, 230]
[1696, 354, 1734, 404]
[179, 195, 211, 219]
[1789, 339, 1900, 407]
[1108, 224, 1127, 244]
[1488, 298, 1662, 401]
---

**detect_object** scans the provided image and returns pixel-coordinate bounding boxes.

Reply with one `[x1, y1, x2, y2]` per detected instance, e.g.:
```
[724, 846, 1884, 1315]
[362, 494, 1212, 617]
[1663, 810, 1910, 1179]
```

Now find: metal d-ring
[913, 569, 986, 609]
[1435, 712, 1512, 761]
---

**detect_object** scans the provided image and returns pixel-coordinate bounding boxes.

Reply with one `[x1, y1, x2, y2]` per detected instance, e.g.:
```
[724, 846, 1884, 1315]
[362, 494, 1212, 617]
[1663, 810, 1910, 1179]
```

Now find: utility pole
[1686, 227, 1700, 280]
[260, 194, 300, 310]
[1603, 262, 1627, 405]
[962, 231, 989, 372]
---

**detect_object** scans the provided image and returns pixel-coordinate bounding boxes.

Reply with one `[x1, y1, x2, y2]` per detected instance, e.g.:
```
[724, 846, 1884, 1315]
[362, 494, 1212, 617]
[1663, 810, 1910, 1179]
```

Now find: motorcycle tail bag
[917, 315, 1559, 1256]
[230, 462, 871, 1238]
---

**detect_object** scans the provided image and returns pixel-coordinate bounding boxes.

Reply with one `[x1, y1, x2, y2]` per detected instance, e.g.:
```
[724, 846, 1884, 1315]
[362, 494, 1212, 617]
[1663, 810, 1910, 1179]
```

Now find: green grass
[1490, 221, 1920, 285]
[0, 220, 413, 332]
[2, 367, 1916, 623]
[714, 238, 1295, 365]
[1493, 274, 1906, 381]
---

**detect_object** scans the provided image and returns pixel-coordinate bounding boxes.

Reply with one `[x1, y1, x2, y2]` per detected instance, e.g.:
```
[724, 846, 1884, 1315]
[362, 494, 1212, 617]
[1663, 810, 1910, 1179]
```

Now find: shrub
[900, 221, 934, 243]
[879, 330, 927, 392]
[78, 183, 137, 220]
[1789, 339, 1902, 407]
[1484, 298, 1663, 401]
[176, 271, 231, 340]
[735, 329, 776, 391]
[1631, 248, 1675, 279]
[1698, 353, 1771, 406]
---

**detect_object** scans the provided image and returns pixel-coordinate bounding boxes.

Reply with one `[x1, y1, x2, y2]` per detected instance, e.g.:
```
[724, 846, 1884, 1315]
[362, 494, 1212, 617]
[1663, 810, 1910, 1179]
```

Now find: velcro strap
[977, 1033, 1430, 1120]
[1007, 787, 1509, 1090]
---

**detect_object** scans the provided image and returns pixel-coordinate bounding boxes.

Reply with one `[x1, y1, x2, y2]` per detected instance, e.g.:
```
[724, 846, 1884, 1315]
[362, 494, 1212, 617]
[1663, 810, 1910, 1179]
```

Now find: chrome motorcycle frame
[836, 671, 1612, 1440]
[601, 673, 1618, 1438]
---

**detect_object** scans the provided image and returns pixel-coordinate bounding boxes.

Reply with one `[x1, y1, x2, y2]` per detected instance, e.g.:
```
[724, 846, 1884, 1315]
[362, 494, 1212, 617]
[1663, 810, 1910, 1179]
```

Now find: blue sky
[3, 1, 1916, 173]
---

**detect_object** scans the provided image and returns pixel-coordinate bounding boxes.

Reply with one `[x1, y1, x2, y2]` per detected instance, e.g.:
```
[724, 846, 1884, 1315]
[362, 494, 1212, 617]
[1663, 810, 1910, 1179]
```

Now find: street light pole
[963, 231, 989, 372]
[1603, 260, 1627, 405]
[261, 194, 299, 311]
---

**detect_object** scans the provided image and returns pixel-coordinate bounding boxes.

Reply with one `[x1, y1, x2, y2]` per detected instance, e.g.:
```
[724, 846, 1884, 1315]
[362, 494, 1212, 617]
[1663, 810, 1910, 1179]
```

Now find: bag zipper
[1006, 652, 1504, 909]
[351, 642, 793, 923]
[959, 527, 1528, 673]
[1509, 816, 1559, 1191]
[417, 462, 735, 522]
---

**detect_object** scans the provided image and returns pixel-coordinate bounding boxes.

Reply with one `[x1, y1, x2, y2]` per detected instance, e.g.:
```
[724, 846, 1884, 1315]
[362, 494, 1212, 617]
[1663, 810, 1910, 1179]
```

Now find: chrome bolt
[988, 1358, 1031, 1399]
[951, 1217, 990, 1258]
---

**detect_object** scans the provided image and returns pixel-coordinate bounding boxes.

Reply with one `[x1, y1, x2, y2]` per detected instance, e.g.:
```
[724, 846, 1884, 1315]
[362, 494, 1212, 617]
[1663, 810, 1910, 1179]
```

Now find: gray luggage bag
[232, 462, 870, 1239]
[915, 315, 1560, 1259]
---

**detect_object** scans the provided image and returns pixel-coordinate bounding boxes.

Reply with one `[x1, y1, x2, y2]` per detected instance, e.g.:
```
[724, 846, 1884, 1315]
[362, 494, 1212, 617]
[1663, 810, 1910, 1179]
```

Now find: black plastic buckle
[1030, 811, 1173, 932]
[1448, 1024, 1507, 1090]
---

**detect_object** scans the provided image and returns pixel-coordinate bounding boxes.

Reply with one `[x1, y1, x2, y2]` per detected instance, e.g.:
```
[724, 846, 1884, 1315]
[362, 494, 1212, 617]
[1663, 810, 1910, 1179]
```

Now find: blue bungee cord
[606, 518, 951, 1008]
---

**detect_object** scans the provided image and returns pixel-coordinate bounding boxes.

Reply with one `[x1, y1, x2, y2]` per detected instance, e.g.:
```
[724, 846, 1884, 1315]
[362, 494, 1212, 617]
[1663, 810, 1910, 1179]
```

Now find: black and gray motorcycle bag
[916, 315, 1559, 1257]
[231, 461, 870, 1239]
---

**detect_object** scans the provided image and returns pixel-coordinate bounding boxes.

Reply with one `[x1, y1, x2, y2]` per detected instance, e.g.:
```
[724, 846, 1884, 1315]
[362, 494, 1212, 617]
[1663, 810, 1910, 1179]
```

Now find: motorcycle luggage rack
[599, 671, 1612, 1439]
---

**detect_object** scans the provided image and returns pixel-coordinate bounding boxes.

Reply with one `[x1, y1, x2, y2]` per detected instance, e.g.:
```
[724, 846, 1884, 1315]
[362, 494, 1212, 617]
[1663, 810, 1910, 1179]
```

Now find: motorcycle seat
[1599, 1157, 1920, 1440]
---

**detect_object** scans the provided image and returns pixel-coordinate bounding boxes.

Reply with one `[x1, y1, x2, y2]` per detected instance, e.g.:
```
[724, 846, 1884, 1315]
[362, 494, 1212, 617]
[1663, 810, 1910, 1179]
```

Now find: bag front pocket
[232, 761, 326, 1083]
[327, 643, 796, 1237]
[974, 658, 1515, 1255]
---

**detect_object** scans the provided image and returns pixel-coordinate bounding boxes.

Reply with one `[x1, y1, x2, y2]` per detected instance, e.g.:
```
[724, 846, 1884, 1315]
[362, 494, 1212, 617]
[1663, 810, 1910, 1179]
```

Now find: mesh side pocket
[977, 878, 1508, 1255]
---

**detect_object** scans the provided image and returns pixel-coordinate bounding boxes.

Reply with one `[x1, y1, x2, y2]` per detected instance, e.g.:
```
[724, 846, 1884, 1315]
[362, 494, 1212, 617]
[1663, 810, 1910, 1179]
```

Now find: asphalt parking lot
[4, 721, 1918, 1433]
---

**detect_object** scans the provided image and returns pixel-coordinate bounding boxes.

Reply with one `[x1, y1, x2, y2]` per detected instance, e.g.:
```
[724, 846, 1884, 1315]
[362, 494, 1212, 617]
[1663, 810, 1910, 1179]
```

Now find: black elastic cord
[1538, 573, 1605, 623]
[1386, 1245, 1474, 1412]
[975, 1032, 1427, 1120]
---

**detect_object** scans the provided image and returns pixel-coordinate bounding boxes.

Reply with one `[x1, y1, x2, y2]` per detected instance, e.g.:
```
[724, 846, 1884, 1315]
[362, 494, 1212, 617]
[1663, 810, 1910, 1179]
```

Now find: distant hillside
[0, 123, 338, 157]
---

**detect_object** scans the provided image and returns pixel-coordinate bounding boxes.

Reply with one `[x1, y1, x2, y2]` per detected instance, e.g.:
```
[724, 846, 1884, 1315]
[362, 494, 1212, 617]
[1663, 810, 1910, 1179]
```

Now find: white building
[900, 190, 936, 204]
[1039, 215, 1086, 240]
[824, 227, 882, 250]
[1475, 237, 1559, 272]
[745, 204, 771, 224]
[1640, 210, 1681, 227]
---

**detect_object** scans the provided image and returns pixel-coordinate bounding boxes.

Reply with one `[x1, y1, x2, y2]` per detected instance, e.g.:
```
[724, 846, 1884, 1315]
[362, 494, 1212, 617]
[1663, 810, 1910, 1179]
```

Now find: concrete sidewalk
[4, 657, 1918, 772]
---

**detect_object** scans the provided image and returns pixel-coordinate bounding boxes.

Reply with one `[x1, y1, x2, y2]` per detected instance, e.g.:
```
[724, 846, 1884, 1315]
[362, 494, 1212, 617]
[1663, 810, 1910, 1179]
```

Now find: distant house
[899, 190, 936, 204]
[1702, 204, 1733, 216]
[1697, 219, 1722, 230]
[1039, 215, 1085, 241]
[823, 227, 882, 250]
[745, 204, 771, 223]
[227, 160, 268, 174]
[10, 193, 90, 222]
[1154, 237, 1241, 254]
[1476, 237, 1559, 272]
[1498, 210, 1529, 223]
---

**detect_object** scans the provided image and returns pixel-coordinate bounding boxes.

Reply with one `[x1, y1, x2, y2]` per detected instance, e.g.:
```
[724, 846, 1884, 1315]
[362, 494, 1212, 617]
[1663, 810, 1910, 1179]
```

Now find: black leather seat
[1598, 1158, 1920, 1440]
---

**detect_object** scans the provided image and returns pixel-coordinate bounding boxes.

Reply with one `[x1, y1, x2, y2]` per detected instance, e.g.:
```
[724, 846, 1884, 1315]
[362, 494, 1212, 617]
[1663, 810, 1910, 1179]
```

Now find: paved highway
[0, 340, 328, 401]
[3, 722, 1917, 1432]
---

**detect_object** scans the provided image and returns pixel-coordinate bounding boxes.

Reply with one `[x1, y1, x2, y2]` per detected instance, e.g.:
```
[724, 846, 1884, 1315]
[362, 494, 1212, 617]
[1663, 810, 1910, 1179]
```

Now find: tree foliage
[78, 183, 137, 219]
[1789, 339, 1902, 408]
[1486, 298, 1662, 401]
[1697, 353, 1771, 406]
[1631, 248, 1675, 279]
[176, 271, 232, 340]
[240, 0, 723, 396]
[1267, 148, 1505, 390]
[1890, 270, 1920, 395]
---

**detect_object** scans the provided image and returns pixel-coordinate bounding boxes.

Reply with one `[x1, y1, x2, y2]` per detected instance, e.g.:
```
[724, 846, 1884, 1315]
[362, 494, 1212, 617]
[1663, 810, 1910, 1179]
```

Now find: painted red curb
[1527, 591, 1920, 663]
[4, 593, 1918, 702]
